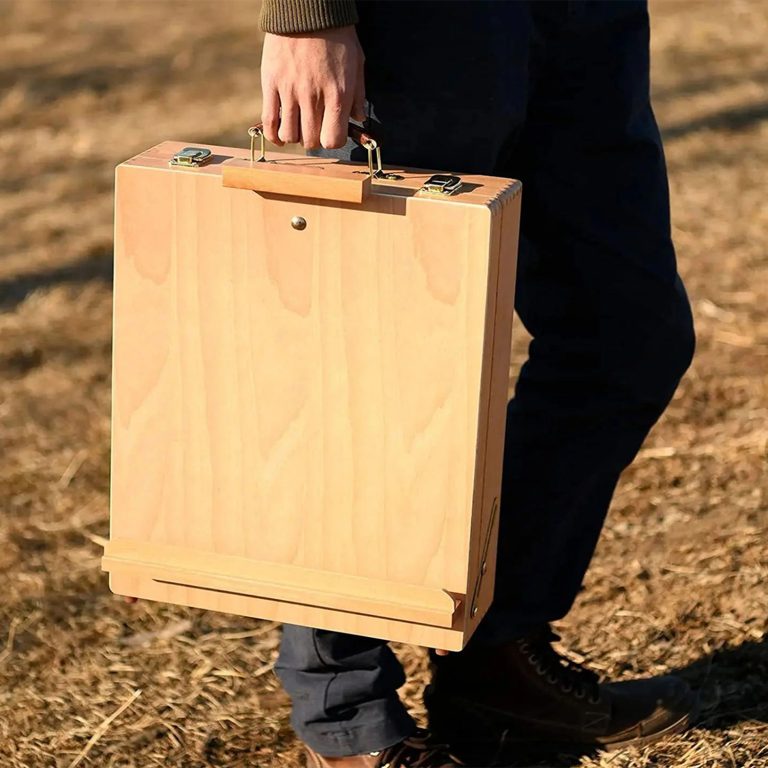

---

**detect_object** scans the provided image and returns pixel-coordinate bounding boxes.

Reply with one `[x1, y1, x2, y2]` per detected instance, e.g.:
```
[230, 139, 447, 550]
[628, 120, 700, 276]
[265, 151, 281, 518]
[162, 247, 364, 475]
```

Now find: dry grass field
[1, 1, 766, 766]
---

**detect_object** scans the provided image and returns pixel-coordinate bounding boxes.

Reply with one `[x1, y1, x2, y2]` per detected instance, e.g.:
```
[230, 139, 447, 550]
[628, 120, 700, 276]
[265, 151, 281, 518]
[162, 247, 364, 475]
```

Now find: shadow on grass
[662, 100, 768, 139]
[447, 638, 768, 767]
[676, 637, 768, 730]
[0, 249, 113, 312]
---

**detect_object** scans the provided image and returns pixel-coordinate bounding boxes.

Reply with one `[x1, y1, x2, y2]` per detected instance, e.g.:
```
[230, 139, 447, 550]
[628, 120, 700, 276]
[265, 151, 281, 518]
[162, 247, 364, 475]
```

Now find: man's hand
[260, 26, 365, 150]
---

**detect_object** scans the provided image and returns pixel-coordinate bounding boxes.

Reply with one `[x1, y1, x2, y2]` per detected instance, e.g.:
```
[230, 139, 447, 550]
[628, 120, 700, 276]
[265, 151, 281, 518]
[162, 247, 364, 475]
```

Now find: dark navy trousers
[275, 1, 695, 757]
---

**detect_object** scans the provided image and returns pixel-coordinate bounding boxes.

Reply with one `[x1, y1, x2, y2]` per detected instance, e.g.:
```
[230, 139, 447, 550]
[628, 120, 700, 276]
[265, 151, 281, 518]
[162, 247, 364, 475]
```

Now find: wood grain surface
[106, 141, 521, 649]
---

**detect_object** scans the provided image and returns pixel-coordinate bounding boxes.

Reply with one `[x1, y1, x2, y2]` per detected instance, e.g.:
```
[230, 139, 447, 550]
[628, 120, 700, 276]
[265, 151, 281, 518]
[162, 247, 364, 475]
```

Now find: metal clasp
[419, 174, 463, 196]
[249, 125, 267, 164]
[169, 147, 212, 168]
[364, 138, 404, 180]
[353, 138, 403, 181]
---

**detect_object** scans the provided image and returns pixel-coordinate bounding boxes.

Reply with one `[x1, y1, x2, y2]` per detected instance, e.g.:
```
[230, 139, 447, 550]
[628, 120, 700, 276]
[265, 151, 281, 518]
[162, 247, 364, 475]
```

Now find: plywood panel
[107, 140, 521, 648]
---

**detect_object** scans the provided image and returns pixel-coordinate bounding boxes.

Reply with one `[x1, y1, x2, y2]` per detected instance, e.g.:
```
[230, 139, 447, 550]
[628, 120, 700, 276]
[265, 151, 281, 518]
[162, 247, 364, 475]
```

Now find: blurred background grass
[0, 1, 766, 766]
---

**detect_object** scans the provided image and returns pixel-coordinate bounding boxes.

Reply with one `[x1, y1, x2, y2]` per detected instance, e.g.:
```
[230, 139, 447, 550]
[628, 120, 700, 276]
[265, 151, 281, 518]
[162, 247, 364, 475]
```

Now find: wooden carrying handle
[220, 123, 377, 204]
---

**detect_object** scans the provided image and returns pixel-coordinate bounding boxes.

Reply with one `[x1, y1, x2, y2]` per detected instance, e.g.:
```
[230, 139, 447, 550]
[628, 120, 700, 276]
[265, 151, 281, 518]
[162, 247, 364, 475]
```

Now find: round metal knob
[291, 216, 307, 231]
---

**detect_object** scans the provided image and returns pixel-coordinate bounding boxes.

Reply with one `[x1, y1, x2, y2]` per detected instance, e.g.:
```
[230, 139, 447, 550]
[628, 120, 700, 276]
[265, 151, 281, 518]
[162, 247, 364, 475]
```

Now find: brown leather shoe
[425, 627, 696, 763]
[304, 729, 463, 768]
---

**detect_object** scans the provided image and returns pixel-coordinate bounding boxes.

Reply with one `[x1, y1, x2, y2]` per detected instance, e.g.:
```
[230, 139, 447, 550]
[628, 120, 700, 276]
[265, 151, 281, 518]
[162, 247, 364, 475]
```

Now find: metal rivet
[481, 560, 488, 575]
[471, 605, 478, 617]
[291, 216, 307, 231]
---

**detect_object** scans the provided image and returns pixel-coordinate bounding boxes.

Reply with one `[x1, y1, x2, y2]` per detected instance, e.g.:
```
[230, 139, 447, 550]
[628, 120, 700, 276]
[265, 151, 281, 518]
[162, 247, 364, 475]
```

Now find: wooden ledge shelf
[103, 539, 462, 628]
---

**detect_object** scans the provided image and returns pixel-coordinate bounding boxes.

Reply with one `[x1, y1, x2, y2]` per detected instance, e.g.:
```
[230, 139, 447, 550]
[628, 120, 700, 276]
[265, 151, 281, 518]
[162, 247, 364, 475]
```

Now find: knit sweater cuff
[260, 0, 359, 34]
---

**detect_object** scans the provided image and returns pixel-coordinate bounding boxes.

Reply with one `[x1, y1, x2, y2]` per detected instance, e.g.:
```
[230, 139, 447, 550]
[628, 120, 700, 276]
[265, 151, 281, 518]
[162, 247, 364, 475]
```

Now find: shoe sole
[430, 691, 698, 765]
[600, 701, 696, 752]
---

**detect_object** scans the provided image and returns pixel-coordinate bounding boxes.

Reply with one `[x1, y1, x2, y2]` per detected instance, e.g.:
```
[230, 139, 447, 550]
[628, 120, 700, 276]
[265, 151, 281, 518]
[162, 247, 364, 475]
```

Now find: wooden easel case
[104, 131, 521, 651]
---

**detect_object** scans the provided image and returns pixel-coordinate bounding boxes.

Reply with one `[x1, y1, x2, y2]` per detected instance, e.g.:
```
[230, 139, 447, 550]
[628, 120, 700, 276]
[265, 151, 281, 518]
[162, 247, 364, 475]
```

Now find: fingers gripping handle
[222, 123, 388, 202]
[248, 123, 381, 177]
[249, 122, 377, 159]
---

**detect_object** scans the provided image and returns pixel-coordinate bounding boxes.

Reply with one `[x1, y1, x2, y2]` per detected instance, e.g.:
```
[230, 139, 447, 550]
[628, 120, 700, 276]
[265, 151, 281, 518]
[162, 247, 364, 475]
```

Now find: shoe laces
[373, 729, 458, 767]
[516, 628, 601, 705]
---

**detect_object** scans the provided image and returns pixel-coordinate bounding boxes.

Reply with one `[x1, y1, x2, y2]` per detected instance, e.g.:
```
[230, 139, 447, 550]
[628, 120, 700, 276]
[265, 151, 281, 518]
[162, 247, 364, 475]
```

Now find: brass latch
[169, 147, 213, 168]
[419, 174, 463, 196]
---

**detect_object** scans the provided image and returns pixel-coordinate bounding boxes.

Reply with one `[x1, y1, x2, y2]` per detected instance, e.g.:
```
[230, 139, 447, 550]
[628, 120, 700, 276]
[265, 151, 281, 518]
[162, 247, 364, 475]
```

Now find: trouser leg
[276, 627, 417, 757]
[471, 0, 695, 644]
[472, 248, 694, 644]
[275, 3, 532, 755]
[276, 0, 697, 748]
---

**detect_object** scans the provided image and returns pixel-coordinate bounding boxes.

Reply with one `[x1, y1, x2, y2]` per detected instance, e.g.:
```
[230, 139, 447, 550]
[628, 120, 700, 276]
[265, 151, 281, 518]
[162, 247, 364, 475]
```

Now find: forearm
[260, 0, 358, 34]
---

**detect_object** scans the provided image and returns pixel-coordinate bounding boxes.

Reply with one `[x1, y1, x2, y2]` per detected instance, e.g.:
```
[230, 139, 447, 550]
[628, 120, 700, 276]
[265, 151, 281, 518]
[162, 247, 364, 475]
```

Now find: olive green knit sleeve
[260, 0, 359, 34]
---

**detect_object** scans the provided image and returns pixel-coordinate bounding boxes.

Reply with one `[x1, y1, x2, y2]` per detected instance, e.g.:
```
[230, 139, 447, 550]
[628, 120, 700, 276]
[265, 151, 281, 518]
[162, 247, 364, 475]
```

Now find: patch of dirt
[0, 1, 766, 766]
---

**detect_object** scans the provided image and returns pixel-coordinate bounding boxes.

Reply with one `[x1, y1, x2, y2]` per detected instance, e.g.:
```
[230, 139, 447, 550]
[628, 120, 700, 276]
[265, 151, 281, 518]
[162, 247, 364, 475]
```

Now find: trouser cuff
[294, 700, 417, 758]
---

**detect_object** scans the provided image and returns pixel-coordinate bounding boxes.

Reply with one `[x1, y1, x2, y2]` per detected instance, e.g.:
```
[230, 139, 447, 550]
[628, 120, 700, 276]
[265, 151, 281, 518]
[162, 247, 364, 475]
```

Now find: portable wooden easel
[104, 127, 521, 650]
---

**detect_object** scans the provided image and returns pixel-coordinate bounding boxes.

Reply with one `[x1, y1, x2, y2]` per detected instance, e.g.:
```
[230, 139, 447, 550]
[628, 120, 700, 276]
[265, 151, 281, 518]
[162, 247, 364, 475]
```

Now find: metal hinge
[470, 496, 498, 618]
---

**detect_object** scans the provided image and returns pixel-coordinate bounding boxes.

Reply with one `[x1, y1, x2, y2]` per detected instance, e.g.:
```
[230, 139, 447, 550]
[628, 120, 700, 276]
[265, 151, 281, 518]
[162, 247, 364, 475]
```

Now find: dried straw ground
[1, 1, 766, 766]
